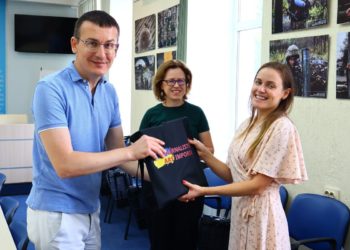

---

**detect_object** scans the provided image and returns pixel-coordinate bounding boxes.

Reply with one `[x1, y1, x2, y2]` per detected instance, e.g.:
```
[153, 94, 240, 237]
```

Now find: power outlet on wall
[324, 185, 340, 200]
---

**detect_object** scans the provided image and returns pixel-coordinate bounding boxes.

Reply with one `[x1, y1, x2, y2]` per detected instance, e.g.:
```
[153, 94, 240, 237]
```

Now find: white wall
[109, 0, 133, 135]
[186, 0, 235, 161]
[262, 0, 350, 247]
[131, 0, 179, 133]
[6, 0, 77, 121]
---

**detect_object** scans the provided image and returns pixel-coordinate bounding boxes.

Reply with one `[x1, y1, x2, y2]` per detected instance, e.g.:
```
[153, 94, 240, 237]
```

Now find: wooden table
[0, 206, 16, 249]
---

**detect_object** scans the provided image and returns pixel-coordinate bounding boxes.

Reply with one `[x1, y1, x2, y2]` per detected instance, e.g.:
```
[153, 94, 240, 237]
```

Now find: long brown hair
[239, 61, 295, 158]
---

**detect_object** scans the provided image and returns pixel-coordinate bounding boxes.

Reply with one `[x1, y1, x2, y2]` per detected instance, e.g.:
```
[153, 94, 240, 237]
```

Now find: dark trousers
[146, 197, 204, 250]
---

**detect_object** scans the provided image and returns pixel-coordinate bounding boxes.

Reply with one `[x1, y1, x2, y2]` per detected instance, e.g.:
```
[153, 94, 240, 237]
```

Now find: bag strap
[135, 159, 145, 188]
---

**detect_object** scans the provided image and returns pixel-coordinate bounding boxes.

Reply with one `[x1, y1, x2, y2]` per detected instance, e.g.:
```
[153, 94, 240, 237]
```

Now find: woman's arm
[180, 173, 273, 201]
[189, 138, 232, 183]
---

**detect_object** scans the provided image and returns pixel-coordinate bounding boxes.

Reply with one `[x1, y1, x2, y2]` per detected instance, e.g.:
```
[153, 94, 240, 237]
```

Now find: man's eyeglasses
[162, 79, 187, 86]
[77, 38, 119, 54]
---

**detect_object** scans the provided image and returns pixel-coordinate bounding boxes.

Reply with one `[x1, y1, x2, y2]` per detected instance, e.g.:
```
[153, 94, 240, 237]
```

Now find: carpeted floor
[10, 194, 149, 250]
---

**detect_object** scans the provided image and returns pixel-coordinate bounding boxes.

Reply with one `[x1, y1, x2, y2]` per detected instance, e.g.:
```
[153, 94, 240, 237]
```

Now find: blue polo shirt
[27, 62, 121, 213]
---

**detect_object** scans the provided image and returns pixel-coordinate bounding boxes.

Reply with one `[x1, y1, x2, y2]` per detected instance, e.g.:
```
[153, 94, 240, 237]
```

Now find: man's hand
[130, 135, 166, 160]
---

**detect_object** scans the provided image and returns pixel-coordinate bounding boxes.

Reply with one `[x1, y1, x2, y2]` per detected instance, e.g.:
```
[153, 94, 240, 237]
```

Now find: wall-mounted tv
[14, 14, 78, 54]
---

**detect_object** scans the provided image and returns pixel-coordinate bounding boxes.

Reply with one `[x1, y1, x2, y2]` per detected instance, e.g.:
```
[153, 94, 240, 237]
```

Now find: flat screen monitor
[14, 14, 78, 54]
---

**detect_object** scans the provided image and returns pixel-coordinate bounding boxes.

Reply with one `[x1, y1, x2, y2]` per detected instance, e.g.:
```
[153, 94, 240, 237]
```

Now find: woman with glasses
[139, 59, 214, 250]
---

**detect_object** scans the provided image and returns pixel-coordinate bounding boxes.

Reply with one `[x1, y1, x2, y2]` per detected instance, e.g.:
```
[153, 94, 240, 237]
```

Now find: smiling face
[161, 68, 189, 106]
[251, 67, 291, 119]
[71, 21, 119, 85]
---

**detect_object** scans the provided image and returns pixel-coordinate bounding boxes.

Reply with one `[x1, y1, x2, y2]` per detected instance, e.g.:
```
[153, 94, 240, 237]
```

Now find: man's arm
[40, 127, 164, 178]
[104, 126, 150, 179]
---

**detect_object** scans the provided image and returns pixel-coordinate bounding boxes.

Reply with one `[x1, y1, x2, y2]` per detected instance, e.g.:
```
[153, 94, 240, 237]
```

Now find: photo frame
[272, 0, 328, 34]
[158, 5, 179, 48]
[135, 14, 156, 53]
[134, 56, 155, 90]
[270, 35, 329, 98]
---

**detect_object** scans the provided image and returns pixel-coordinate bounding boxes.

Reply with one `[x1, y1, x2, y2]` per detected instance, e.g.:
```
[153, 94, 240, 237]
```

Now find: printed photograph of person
[270, 35, 329, 98]
[135, 14, 156, 53]
[336, 32, 350, 99]
[337, 0, 350, 24]
[158, 5, 179, 48]
[272, 0, 328, 34]
[135, 56, 155, 90]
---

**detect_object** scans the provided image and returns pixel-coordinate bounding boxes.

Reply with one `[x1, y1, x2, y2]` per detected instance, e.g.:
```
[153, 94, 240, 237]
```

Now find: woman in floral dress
[181, 61, 308, 250]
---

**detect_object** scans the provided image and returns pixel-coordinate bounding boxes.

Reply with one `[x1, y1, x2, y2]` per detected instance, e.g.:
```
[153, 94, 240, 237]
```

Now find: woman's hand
[179, 180, 205, 202]
[189, 138, 212, 162]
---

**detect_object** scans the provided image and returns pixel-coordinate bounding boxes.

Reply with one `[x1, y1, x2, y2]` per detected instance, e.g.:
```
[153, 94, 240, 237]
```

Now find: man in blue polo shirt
[26, 10, 165, 250]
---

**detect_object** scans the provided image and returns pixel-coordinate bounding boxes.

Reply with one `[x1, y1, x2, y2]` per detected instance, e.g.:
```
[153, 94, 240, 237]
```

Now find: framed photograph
[272, 0, 328, 34]
[336, 32, 350, 99]
[156, 51, 176, 69]
[135, 14, 156, 53]
[270, 35, 329, 98]
[337, 0, 350, 24]
[134, 56, 155, 90]
[158, 5, 179, 48]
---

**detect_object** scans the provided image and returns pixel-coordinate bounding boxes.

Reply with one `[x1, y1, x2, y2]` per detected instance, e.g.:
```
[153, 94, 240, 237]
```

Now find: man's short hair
[73, 10, 119, 38]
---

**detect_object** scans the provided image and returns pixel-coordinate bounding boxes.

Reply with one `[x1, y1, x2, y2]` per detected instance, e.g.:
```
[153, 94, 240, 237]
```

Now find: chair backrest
[203, 168, 231, 214]
[287, 193, 350, 250]
[9, 220, 29, 250]
[0, 197, 20, 225]
[0, 172, 6, 194]
[279, 185, 288, 209]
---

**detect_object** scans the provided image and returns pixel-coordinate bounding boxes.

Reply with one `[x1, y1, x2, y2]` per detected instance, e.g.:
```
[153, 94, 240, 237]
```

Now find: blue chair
[203, 168, 231, 217]
[0, 197, 20, 225]
[279, 185, 288, 209]
[287, 193, 350, 250]
[0, 172, 6, 194]
[9, 220, 29, 250]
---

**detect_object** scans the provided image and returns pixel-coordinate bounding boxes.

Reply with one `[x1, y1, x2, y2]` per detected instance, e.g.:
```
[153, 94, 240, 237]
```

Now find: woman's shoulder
[273, 116, 294, 127]
[270, 116, 298, 135]
[184, 101, 205, 113]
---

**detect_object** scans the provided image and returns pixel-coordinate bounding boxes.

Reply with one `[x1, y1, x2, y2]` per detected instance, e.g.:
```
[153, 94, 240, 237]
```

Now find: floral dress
[227, 116, 308, 250]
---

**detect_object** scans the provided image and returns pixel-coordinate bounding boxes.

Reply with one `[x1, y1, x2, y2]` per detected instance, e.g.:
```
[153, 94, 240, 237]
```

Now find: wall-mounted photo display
[272, 0, 328, 34]
[337, 0, 350, 24]
[158, 5, 179, 48]
[270, 35, 329, 98]
[135, 55, 155, 90]
[135, 14, 156, 53]
[156, 50, 176, 69]
[336, 32, 350, 99]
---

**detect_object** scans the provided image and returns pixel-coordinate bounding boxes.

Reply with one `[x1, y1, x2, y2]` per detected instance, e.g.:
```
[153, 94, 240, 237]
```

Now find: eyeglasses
[77, 38, 119, 53]
[162, 79, 187, 86]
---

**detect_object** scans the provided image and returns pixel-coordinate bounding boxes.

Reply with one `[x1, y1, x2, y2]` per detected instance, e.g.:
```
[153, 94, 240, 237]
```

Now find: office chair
[124, 175, 149, 240]
[9, 220, 29, 250]
[287, 193, 350, 250]
[279, 185, 288, 210]
[198, 168, 231, 250]
[103, 136, 132, 223]
[0, 196, 20, 225]
[0, 172, 6, 194]
[203, 168, 231, 217]
[103, 168, 132, 223]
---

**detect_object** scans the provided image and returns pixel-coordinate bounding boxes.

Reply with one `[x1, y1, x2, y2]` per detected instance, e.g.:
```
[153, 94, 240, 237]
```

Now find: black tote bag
[131, 117, 207, 208]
